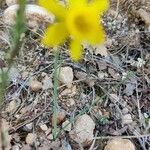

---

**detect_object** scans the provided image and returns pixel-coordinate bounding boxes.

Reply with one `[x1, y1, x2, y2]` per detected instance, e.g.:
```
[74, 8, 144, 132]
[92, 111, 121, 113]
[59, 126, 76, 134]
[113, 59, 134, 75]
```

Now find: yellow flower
[39, 0, 109, 61]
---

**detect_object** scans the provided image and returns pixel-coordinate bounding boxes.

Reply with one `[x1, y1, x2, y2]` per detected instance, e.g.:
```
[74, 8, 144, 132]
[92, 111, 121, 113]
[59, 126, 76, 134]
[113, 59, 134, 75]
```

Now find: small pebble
[22, 71, 29, 80]
[98, 72, 105, 79]
[40, 124, 48, 131]
[25, 123, 33, 131]
[6, 100, 17, 113]
[122, 114, 133, 125]
[30, 80, 42, 91]
[3, 4, 55, 28]
[47, 134, 53, 140]
[67, 98, 75, 107]
[42, 75, 53, 90]
[104, 138, 135, 150]
[45, 128, 52, 135]
[8, 67, 21, 82]
[136, 9, 150, 25]
[22, 145, 31, 150]
[122, 108, 129, 114]
[62, 120, 72, 132]
[94, 44, 108, 56]
[12, 145, 19, 150]
[59, 67, 74, 84]
[69, 114, 95, 146]
[26, 133, 36, 145]
[6, 0, 17, 6]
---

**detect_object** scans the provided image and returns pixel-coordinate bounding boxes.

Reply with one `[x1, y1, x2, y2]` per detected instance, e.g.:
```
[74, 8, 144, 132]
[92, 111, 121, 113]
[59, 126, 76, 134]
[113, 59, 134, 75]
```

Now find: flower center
[74, 15, 92, 34]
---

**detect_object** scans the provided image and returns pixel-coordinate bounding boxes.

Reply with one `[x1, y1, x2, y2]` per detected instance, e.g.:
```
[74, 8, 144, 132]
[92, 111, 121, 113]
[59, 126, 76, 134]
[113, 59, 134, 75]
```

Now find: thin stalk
[0, 0, 26, 149]
[7, 0, 26, 68]
[52, 49, 60, 140]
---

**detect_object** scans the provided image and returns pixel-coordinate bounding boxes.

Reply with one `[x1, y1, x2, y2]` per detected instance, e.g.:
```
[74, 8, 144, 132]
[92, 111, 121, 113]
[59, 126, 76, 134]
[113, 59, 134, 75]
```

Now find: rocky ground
[0, 0, 150, 150]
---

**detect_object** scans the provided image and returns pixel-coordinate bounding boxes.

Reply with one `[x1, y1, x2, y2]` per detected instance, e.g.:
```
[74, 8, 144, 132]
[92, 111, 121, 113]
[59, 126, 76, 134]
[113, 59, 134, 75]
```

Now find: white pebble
[98, 72, 105, 79]
[6, 0, 18, 6]
[122, 108, 129, 115]
[69, 114, 95, 146]
[104, 138, 135, 150]
[25, 133, 36, 145]
[59, 67, 74, 84]
[42, 76, 53, 90]
[6, 100, 17, 113]
[3, 4, 55, 28]
[62, 120, 71, 132]
[30, 80, 42, 92]
[12, 145, 19, 150]
[40, 124, 48, 131]
[67, 98, 75, 107]
[47, 134, 53, 140]
[122, 114, 133, 125]
[25, 123, 33, 131]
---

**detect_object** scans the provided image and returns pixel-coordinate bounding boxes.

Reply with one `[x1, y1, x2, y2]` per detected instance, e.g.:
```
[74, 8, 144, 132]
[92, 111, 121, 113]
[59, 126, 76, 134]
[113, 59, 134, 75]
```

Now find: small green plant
[38, 0, 109, 139]
[0, 0, 26, 149]
[0, 0, 26, 103]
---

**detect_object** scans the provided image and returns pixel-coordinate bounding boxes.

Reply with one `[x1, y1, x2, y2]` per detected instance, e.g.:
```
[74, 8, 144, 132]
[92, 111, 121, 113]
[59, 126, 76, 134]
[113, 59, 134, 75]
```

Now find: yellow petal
[90, 0, 109, 14]
[68, 0, 87, 7]
[38, 0, 66, 20]
[66, 7, 104, 44]
[42, 23, 68, 47]
[66, 7, 94, 40]
[70, 40, 83, 61]
[87, 23, 106, 45]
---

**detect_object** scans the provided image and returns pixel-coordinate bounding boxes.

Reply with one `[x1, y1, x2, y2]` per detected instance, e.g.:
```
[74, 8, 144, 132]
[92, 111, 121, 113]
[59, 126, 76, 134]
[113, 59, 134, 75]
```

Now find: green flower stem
[7, 0, 26, 68]
[52, 49, 60, 140]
